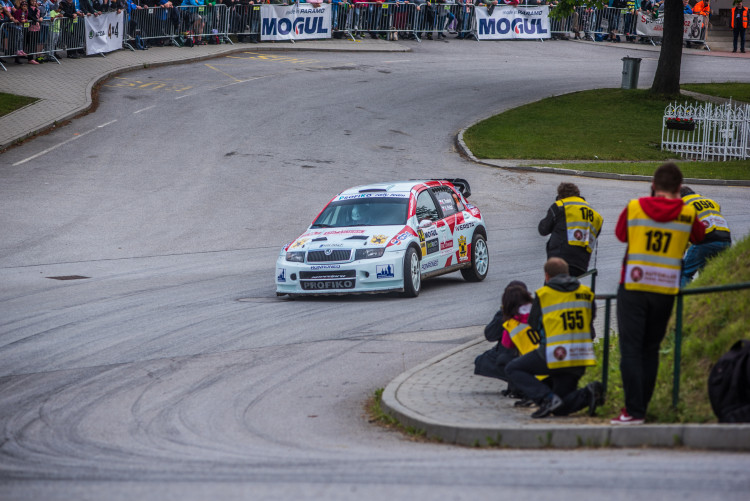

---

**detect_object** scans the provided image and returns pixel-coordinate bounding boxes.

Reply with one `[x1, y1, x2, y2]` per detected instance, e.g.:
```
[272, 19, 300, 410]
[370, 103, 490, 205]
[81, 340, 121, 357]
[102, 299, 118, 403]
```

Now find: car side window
[416, 190, 440, 222]
[432, 188, 458, 218]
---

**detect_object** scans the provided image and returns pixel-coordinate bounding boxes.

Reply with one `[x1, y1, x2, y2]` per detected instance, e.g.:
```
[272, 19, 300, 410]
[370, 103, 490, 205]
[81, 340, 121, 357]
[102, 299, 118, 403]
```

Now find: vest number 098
[560, 310, 584, 330]
[644, 230, 672, 253]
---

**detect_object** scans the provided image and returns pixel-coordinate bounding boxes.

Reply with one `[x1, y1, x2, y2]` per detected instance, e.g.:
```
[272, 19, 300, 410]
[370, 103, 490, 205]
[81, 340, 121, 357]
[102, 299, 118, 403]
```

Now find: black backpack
[708, 340, 750, 423]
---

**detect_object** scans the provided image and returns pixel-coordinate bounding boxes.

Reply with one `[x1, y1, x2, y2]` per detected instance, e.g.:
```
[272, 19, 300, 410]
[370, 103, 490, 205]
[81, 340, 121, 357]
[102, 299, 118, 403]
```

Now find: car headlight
[355, 248, 385, 260]
[286, 251, 305, 263]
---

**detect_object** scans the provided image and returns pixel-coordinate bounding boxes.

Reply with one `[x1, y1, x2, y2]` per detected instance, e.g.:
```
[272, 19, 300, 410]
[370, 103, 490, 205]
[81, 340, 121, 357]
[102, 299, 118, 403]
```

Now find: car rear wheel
[461, 233, 489, 282]
[402, 247, 421, 297]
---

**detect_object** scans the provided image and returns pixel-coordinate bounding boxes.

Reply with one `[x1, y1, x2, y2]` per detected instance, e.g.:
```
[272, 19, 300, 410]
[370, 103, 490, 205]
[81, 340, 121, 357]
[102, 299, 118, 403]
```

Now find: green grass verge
[464, 86, 750, 180]
[581, 234, 750, 423]
[0, 92, 38, 118]
[464, 89, 685, 161]
[681, 82, 750, 103]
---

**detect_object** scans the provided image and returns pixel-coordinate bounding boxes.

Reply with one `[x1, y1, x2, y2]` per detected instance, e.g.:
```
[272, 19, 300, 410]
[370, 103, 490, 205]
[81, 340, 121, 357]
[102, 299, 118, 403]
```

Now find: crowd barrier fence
[0, 3, 709, 71]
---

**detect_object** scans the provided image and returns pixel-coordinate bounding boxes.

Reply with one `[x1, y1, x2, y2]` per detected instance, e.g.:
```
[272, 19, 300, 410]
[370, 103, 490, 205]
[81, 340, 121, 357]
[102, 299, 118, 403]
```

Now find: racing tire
[402, 247, 421, 298]
[460, 233, 489, 282]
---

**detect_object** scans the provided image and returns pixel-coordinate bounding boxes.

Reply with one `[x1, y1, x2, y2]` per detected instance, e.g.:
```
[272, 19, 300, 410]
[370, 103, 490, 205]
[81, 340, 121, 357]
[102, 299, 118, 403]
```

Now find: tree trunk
[650, 0, 685, 96]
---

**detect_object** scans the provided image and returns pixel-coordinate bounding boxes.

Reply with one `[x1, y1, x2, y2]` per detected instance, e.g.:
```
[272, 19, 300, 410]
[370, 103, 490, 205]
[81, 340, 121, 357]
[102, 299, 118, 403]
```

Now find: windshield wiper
[311, 223, 332, 228]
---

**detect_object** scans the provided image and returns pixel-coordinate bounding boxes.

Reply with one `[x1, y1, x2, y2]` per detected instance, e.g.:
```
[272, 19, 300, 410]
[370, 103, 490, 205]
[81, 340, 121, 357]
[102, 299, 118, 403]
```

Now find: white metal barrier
[662, 101, 750, 161]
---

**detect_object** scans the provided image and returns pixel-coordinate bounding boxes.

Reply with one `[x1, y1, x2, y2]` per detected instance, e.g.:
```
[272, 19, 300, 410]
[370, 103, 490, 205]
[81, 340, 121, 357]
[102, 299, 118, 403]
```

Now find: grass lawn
[0, 92, 38, 118]
[681, 82, 750, 103]
[464, 86, 750, 180]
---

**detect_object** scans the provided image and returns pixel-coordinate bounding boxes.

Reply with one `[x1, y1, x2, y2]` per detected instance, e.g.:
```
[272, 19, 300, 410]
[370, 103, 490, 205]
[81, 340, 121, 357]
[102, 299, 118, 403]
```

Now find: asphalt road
[1, 41, 749, 500]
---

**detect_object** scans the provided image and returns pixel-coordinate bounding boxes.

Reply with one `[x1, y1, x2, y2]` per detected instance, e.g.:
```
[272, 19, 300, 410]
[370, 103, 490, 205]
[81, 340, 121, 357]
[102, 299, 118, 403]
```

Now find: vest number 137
[644, 230, 672, 253]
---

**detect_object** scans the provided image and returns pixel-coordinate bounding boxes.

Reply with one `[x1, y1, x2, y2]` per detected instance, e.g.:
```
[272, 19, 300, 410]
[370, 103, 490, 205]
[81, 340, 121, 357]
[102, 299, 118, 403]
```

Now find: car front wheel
[460, 233, 489, 282]
[402, 247, 421, 297]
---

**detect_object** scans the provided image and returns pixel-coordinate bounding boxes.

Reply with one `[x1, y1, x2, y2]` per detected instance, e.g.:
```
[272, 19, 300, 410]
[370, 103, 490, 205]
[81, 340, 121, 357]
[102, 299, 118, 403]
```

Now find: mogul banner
[636, 13, 705, 39]
[260, 4, 331, 41]
[84, 12, 124, 55]
[475, 6, 551, 40]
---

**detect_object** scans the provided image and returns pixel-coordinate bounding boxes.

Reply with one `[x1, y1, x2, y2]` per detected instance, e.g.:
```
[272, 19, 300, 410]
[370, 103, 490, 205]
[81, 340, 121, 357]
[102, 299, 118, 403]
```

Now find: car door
[430, 186, 460, 267]
[414, 189, 442, 274]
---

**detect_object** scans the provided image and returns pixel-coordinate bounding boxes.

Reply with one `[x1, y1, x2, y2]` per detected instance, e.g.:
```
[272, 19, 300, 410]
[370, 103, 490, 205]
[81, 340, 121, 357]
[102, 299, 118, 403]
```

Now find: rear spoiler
[445, 178, 471, 199]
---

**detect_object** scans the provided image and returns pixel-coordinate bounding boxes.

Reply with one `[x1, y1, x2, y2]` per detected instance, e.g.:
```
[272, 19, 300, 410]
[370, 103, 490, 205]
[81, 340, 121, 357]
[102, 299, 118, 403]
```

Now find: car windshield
[311, 198, 409, 228]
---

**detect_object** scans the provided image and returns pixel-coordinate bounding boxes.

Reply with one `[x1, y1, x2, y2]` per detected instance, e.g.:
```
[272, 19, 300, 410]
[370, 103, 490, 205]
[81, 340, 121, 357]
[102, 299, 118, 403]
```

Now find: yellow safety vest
[536, 284, 596, 369]
[624, 199, 696, 295]
[556, 197, 604, 254]
[682, 194, 730, 236]
[502, 318, 540, 356]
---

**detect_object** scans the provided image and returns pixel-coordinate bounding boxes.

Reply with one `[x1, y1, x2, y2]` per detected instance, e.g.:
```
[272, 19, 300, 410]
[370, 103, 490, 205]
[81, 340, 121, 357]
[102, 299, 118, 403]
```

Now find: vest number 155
[560, 311, 584, 330]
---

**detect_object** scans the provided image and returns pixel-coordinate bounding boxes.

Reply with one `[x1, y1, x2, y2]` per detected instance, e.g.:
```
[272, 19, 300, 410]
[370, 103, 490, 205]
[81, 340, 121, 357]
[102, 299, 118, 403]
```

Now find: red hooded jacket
[615, 196, 705, 284]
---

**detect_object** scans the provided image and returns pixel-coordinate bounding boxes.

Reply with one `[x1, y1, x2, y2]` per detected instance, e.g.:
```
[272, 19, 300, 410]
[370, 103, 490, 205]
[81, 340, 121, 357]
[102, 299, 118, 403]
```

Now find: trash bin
[621, 57, 641, 90]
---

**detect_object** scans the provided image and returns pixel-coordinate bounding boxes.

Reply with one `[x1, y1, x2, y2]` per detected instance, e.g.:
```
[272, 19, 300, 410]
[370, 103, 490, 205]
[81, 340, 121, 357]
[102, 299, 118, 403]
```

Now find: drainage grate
[47, 275, 90, 281]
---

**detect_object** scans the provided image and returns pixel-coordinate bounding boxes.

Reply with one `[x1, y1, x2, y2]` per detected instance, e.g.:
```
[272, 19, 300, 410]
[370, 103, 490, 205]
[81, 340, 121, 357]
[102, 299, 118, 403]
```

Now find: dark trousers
[505, 350, 588, 416]
[733, 27, 746, 51]
[616, 284, 675, 419]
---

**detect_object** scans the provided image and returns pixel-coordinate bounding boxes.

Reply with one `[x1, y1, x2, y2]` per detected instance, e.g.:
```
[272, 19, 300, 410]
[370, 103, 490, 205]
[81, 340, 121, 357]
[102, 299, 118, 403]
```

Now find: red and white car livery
[276, 179, 489, 297]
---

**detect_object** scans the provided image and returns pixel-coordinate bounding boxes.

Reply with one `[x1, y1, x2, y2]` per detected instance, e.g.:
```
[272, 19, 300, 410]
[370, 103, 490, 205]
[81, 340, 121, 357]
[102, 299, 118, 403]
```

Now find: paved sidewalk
[381, 337, 750, 450]
[0, 38, 407, 150]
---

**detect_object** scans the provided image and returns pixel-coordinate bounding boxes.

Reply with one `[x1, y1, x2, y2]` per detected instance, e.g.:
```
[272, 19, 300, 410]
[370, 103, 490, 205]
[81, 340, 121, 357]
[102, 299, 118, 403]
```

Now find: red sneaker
[610, 408, 644, 425]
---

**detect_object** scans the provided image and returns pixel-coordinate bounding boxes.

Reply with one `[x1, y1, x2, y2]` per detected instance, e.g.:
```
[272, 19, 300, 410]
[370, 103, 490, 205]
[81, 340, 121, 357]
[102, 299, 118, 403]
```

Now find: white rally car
[276, 179, 489, 297]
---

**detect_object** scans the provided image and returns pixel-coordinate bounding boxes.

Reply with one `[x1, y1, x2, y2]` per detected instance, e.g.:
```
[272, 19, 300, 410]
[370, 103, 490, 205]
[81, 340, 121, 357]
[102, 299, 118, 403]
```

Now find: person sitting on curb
[475, 281, 534, 398]
[505, 257, 604, 419]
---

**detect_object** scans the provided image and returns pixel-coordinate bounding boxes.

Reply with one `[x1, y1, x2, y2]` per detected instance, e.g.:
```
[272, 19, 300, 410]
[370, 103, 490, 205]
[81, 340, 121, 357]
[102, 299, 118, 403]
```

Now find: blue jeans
[681, 240, 731, 287]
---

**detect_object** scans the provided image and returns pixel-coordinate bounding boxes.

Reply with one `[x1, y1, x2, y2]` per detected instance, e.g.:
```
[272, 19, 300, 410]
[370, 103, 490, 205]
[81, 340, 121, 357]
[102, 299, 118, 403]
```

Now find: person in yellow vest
[680, 186, 731, 287]
[538, 183, 603, 278]
[474, 281, 534, 394]
[505, 258, 604, 419]
[612, 163, 705, 425]
[732, 0, 748, 53]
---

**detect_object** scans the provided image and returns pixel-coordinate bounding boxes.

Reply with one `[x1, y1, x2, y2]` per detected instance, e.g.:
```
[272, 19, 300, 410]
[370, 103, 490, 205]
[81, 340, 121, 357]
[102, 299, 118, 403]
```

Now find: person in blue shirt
[683, 0, 692, 13]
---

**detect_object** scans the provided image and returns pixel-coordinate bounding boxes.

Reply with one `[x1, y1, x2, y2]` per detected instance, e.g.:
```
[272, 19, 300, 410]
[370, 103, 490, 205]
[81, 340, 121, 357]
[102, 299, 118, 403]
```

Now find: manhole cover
[47, 275, 90, 281]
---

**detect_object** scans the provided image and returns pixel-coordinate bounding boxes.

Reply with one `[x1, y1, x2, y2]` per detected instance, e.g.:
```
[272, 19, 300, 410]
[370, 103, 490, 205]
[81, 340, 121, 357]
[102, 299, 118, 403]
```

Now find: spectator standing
[732, 0, 747, 53]
[538, 182, 603, 279]
[612, 163, 705, 424]
[27, 0, 43, 62]
[59, 0, 85, 58]
[505, 258, 603, 419]
[693, 0, 710, 38]
[682, 0, 691, 13]
[679, 187, 731, 286]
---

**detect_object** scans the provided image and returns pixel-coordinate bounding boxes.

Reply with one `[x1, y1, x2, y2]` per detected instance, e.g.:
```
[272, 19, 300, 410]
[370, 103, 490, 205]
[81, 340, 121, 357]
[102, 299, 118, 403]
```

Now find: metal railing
[596, 281, 750, 409]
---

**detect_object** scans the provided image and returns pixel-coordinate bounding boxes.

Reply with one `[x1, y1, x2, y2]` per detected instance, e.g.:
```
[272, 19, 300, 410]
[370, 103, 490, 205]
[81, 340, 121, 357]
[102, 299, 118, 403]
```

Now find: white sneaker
[611, 408, 645, 425]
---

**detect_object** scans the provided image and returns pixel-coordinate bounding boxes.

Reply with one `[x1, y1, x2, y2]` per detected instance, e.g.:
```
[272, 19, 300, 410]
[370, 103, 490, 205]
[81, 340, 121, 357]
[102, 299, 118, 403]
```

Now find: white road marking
[12, 120, 118, 166]
[133, 106, 156, 114]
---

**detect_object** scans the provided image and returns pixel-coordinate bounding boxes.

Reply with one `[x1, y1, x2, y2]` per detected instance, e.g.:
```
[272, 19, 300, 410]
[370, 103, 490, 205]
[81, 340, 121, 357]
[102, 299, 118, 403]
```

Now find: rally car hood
[285, 225, 410, 252]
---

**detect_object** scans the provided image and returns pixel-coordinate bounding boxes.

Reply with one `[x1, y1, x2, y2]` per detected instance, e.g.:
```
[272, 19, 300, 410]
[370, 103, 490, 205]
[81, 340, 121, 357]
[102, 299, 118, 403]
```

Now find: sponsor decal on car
[291, 238, 309, 249]
[323, 229, 365, 235]
[458, 235, 468, 261]
[310, 265, 341, 270]
[389, 232, 411, 246]
[421, 259, 439, 271]
[318, 243, 344, 248]
[371, 234, 387, 245]
[301, 280, 355, 290]
[336, 193, 409, 201]
[456, 222, 475, 232]
[440, 240, 453, 251]
[277, 269, 286, 282]
[426, 238, 439, 255]
[376, 264, 395, 279]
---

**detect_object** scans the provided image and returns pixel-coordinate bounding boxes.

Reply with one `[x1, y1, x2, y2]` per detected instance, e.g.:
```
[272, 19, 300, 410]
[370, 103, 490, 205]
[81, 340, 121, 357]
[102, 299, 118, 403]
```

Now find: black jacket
[538, 200, 594, 275]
